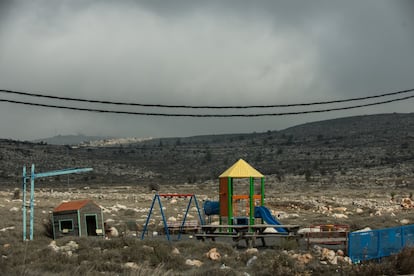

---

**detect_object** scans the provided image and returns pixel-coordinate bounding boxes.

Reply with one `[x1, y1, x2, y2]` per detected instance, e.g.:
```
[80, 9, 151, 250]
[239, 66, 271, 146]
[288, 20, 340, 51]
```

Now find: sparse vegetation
[0, 113, 414, 274]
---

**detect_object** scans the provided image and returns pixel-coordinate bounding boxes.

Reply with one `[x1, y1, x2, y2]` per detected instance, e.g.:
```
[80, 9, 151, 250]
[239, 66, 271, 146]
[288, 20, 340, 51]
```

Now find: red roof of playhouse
[53, 199, 97, 212]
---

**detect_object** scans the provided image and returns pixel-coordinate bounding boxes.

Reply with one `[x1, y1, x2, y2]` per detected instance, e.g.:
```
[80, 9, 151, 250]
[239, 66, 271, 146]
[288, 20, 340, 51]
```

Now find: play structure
[140, 159, 298, 246]
[205, 159, 289, 231]
[137, 159, 414, 261]
[141, 193, 204, 241]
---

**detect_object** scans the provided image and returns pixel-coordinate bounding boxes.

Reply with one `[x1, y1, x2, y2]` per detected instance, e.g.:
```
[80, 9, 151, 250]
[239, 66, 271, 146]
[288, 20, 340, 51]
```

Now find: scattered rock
[206, 248, 221, 261]
[185, 259, 203, 267]
[142, 245, 154, 252]
[355, 208, 364, 214]
[171, 247, 180, 255]
[0, 226, 15, 232]
[293, 253, 313, 265]
[246, 255, 257, 267]
[245, 248, 258, 254]
[400, 219, 410, 225]
[48, 241, 60, 252]
[333, 207, 347, 212]
[220, 263, 231, 270]
[401, 198, 413, 209]
[321, 248, 337, 265]
[123, 262, 140, 270]
[9, 207, 19, 212]
[332, 213, 348, 219]
[108, 226, 119, 238]
[312, 245, 323, 256]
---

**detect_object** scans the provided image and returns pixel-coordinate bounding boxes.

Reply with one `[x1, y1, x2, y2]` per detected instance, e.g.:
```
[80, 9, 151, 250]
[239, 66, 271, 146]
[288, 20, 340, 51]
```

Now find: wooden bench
[304, 224, 349, 252]
[167, 220, 200, 234]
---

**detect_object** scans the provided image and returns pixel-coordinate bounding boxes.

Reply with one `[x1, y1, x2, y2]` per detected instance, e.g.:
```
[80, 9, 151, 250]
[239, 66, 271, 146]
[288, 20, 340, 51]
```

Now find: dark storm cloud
[0, 1, 413, 140]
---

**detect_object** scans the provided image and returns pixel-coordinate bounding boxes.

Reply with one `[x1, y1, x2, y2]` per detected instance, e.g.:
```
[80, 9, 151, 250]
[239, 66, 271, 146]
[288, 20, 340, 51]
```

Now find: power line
[1, 87, 414, 109]
[1, 93, 413, 117]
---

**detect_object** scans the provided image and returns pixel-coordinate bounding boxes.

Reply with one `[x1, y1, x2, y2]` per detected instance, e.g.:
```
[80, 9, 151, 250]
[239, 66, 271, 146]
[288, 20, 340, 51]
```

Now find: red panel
[219, 178, 228, 217]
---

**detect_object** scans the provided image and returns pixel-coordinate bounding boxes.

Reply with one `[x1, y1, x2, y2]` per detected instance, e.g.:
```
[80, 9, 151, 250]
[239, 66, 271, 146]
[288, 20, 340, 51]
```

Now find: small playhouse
[52, 199, 104, 239]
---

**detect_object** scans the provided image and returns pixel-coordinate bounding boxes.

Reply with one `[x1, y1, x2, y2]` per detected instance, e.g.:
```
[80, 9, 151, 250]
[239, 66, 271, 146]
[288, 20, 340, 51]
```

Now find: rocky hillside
[1, 113, 413, 187]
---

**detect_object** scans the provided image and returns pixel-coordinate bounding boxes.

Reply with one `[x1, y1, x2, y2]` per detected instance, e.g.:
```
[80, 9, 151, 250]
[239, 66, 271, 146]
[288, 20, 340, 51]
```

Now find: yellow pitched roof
[219, 159, 264, 178]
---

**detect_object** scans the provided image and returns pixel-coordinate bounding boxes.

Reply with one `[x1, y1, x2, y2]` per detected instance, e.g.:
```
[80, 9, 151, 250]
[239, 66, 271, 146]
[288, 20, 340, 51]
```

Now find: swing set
[141, 193, 204, 241]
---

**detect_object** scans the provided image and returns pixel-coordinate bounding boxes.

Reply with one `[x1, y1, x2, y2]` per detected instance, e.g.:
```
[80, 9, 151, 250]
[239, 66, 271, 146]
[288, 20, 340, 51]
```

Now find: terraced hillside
[0, 113, 413, 188]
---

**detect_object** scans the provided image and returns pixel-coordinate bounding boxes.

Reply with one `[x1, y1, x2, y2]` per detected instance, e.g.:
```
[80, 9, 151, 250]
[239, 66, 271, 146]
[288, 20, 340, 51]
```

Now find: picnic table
[195, 224, 300, 248]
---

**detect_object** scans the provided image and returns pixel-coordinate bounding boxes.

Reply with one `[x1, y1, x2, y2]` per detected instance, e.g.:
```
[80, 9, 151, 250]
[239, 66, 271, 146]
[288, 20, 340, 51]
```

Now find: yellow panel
[219, 159, 264, 178]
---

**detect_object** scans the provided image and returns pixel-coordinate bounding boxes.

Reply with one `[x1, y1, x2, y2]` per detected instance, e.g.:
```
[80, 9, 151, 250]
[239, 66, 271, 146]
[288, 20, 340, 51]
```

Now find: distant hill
[32, 134, 111, 145]
[2, 112, 413, 187]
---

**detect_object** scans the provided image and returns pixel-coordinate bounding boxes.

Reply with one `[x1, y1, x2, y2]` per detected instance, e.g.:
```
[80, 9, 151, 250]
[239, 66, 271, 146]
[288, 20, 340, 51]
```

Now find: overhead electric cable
[1, 87, 414, 109]
[0, 93, 413, 117]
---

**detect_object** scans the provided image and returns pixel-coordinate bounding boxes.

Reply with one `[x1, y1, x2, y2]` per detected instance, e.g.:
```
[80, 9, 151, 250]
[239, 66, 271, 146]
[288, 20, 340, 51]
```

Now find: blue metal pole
[157, 195, 170, 241]
[22, 165, 26, 241]
[193, 195, 205, 225]
[141, 194, 157, 240]
[30, 164, 35, 240]
[178, 196, 192, 240]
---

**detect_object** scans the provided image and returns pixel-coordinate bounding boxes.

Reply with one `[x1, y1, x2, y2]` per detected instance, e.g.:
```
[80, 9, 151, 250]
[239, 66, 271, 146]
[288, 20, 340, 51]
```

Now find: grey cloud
[0, 1, 413, 140]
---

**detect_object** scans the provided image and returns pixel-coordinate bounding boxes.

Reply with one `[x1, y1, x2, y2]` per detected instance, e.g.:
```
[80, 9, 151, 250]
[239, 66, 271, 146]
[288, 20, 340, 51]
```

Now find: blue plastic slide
[254, 206, 287, 233]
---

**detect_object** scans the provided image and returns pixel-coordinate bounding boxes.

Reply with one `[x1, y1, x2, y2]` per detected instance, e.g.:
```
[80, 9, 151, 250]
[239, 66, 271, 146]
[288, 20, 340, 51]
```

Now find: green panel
[77, 210, 82, 236]
[249, 177, 254, 226]
[261, 177, 265, 206]
[227, 177, 233, 226]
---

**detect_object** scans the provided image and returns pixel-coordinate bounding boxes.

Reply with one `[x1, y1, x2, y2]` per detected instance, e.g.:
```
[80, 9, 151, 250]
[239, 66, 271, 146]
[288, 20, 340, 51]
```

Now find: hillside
[1, 113, 414, 187]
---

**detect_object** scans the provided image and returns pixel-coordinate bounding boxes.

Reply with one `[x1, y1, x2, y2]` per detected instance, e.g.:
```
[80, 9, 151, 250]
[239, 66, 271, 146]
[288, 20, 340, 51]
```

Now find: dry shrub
[395, 246, 414, 274]
[12, 188, 20, 200]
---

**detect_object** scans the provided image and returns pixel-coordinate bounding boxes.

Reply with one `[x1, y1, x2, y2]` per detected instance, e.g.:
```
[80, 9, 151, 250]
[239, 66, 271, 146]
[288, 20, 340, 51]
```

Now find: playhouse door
[86, 215, 97, 236]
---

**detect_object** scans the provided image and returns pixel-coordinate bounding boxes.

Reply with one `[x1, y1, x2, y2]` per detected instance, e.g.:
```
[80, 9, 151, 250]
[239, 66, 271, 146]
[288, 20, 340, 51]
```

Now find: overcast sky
[0, 0, 413, 140]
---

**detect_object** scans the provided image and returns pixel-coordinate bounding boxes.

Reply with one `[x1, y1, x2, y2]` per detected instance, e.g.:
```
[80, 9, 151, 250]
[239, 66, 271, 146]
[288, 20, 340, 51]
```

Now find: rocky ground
[1, 168, 414, 275]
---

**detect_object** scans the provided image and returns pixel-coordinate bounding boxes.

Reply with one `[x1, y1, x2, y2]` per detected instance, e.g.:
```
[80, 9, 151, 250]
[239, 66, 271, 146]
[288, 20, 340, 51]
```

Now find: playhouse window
[59, 219, 74, 232]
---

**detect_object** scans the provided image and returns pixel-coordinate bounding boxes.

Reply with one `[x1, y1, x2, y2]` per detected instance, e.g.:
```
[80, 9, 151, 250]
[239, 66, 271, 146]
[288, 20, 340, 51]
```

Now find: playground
[1, 159, 414, 274]
[138, 159, 414, 261]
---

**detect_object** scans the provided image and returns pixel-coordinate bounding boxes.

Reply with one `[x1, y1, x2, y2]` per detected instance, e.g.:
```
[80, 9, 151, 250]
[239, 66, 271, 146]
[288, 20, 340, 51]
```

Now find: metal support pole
[227, 177, 233, 227]
[22, 165, 26, 241]
[249, 177, 255, 226]
[178, 196, 192, 240]
[261, 177, 265, 206]
[157, 195, 170, 241]
[30, 164, 35, 240]
[141, 194, 157, 240]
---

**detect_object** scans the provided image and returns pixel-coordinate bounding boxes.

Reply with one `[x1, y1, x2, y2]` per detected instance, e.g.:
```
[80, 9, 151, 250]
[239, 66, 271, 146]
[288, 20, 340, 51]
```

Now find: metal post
[30, 164, 35, 240]
[178, 196, 192, 240]
[261, 177, 265, 206]
[227, 177, 233, 227]
[22, 165, 26, 241]
[157, 195, 170, 241]
[193, 195, 205, 225]
[249, 177, 254, 226]
[141, 195, 157, 240]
